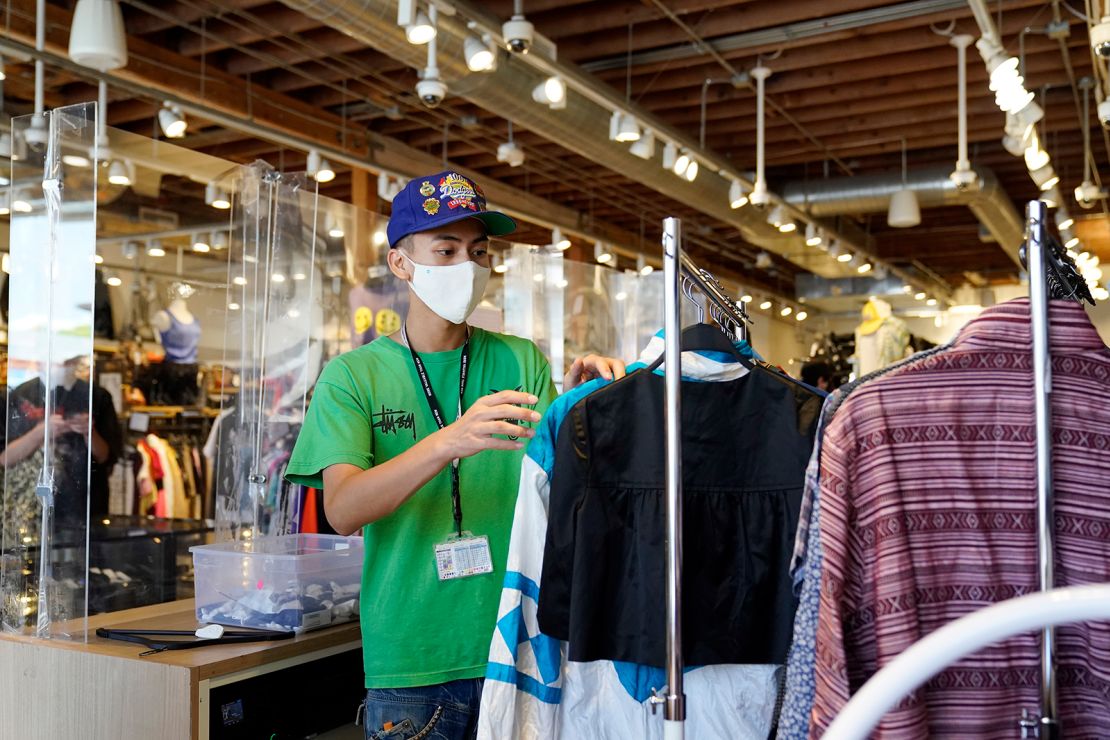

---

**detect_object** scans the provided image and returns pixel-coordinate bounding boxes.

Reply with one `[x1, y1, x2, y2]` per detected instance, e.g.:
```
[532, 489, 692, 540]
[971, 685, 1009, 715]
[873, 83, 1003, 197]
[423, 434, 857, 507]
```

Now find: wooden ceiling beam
[124, 0, 273, 35]
[617, 6, 1056, 98]
[594, 0, 1043, 79]
[263, 50, 404, 93]
[633, 40, 1088, 110]
[525, 0, 751, 41]
[224, 27, 371, 76]
[554, 0, 893, 62]
[177, 6, 324, 56]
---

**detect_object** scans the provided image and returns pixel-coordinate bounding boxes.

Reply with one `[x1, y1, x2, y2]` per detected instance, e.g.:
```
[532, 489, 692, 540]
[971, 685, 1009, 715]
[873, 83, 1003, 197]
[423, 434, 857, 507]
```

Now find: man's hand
[437, 390, 540, 460]
[564, 355, 627, 390]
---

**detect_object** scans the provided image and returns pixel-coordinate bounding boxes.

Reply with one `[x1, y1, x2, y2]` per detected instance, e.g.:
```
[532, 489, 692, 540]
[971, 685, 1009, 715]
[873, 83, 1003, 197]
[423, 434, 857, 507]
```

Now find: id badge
[434, 532, 494, 581]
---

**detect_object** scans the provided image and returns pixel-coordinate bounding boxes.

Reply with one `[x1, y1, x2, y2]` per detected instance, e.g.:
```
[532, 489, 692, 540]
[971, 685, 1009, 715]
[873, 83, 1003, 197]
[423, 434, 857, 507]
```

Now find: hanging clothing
[479, 335, 821, 740]
[538, 364, 820, 667]
[776, 342, 953, 740]
[810, 298, 1110, 738]
[855, 299, 910, 375]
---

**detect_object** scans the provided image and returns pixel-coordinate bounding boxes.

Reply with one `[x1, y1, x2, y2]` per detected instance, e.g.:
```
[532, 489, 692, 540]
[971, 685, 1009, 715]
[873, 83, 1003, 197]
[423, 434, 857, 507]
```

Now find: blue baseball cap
[387, 171, 516, 247]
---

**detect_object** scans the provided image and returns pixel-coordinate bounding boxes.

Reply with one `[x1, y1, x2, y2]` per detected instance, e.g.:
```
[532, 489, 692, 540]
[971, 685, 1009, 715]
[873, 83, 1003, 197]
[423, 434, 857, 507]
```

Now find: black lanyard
[402, 323, 469, 536]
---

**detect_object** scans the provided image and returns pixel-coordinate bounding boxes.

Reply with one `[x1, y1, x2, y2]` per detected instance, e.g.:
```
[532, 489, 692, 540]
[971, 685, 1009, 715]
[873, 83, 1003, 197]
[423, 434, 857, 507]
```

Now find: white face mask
[402, 254, 491, 325]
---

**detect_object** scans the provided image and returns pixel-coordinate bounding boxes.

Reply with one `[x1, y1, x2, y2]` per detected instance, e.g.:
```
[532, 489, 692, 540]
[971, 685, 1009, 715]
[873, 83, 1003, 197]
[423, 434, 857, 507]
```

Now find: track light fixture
[672, 149, 692, 177]
[158, 102, 187, 138]
[327, 213, 345, 238]
[729, 180, 749, 209]
[306, 149, 335, 183]
[857, 261, 873, 274]
[629, 130, 655, 160]
[1056, 212, 1075, 231]
[533, 76, 566, 109]
[594, 242, 613, 265]
[804, 223, 823, 247]
[1029, 163, 1058, 192]
[778, 219, 796, 234]
[464, 35, 495, 72]
[551, 227, 571, 251]
[767, 204, 787, 229]
[403, 8, 436, 45]
[795, 310, 808, 322]
[147, 240, 166, 258]
[914, 291, 927, 301]
[206, 182, 231, 209]
[107, 159, 131, 186]
[192, 233, 210, 253]
[740, 293, 753, 304]
[836, 251, 853, 263]
[780, 305, 793, 317]
[637, 255, 653, 276]
[683, 158, 699, 182]
[662, 141, 678, 172]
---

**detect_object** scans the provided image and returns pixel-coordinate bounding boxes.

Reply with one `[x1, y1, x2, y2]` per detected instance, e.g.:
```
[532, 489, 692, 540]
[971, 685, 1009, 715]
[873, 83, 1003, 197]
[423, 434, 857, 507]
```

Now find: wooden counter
[0, 599, 362, 740]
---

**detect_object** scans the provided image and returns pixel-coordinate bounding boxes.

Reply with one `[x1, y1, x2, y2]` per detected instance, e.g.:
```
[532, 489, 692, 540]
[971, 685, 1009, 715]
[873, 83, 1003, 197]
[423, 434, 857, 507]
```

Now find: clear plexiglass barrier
[503, 244, 664, 384]
[1, 104, 98, 639]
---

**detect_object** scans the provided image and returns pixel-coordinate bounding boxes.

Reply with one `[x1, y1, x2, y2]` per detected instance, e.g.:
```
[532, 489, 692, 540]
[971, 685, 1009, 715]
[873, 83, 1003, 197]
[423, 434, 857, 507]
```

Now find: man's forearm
[0, 423, 44, 466]
[324, 429, 454, 535]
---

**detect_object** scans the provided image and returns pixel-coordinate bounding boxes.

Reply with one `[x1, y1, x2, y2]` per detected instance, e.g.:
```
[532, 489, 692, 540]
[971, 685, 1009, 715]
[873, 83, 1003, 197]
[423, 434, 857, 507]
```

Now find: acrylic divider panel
[213, 162, 401, 542]
[504, 245, 664, 381]
[1, 103, 98, 640]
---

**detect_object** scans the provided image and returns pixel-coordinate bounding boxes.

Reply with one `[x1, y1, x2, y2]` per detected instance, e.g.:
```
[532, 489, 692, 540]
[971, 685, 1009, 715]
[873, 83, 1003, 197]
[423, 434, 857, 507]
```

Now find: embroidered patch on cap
[423, 197, 440, 215]
[439, 172, 482, 212]
[419, 181, 435, 197]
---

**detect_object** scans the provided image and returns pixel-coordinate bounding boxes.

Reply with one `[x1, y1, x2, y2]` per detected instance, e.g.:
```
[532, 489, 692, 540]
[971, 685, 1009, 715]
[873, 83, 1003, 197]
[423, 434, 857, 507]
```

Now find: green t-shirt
[286, 328, 558, 688]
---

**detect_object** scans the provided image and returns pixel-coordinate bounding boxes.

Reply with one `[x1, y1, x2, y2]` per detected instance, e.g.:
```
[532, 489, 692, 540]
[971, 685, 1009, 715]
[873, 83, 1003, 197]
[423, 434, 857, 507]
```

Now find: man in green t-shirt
[286, 170, 625, 740]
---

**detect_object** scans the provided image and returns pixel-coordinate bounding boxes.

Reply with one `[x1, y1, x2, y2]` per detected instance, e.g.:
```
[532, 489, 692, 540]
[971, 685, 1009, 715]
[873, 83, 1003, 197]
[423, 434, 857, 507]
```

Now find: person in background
[801, 360, 833, 392]
[286, 171, 625, 740]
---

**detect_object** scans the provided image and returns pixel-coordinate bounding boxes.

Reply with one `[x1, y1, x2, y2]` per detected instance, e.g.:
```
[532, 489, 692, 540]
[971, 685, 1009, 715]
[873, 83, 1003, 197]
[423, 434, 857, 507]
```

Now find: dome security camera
[1092, 18, 1110, 58]
[502, 16, 534, 54]
[416, 77, 447, 108]
[1075, 180, 1104, 209]
[1098, 99, 1110, 129]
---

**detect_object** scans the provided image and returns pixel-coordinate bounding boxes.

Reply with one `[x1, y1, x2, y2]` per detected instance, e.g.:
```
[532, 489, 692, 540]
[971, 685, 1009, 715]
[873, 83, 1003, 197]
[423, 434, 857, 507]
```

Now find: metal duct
[781, 166, 1024, 267]
[279, 0, 849, 273]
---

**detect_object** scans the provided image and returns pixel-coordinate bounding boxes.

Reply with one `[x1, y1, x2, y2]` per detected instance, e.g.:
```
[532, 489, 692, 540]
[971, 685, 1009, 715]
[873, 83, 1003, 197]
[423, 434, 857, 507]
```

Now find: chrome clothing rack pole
[661, 217, 686, 740]
[1025, 199, 1059, 740]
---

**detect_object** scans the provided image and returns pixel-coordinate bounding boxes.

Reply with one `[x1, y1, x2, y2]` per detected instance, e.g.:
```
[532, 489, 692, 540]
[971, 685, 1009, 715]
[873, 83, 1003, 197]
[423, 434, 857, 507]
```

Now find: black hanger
[96, 626, 294, 656]
[1020, 230, 1094, 305]
[647, 322, 755, 372]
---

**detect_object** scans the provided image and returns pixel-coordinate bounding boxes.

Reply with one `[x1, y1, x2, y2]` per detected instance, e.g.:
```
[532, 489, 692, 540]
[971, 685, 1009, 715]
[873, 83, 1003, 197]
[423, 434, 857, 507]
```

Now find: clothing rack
[653, 217, 752, 739]
[1024, 200, 1059, 739]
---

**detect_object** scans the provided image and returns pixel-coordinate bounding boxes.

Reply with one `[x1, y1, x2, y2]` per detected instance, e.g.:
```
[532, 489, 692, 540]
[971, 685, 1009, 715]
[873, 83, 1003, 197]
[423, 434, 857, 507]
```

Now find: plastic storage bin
[191, 534, 363, 632]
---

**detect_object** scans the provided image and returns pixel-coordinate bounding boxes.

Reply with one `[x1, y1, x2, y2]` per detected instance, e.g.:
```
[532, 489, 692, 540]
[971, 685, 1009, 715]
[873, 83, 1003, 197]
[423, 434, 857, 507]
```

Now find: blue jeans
[361, 678, 483, 740]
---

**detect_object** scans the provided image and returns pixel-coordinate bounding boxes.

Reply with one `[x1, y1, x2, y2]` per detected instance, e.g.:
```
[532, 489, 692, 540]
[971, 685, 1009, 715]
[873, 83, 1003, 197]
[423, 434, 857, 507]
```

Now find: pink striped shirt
[812, 299, 1110, 739]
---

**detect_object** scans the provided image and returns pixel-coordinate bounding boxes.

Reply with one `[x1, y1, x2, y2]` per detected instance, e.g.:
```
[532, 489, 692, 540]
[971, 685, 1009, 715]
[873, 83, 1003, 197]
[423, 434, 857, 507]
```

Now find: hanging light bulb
[464, 35, 495, 72]
[888, 190, 920, 228]
[729, 180, 749, 209]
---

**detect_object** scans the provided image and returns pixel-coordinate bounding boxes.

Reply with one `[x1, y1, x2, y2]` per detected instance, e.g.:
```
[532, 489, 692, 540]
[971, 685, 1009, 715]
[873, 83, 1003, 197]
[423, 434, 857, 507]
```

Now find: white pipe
[34, 0, 44, 115]
[822, 585, 1110, 740]
[97, 80, 108, 141]
[751, 66, 771, 203]
[952, 35, 974, 172]
[426, 4, 438, 81]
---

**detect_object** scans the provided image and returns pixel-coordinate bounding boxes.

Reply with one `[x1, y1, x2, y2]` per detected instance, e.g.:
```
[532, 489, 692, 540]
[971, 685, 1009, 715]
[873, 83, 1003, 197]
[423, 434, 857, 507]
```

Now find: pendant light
[949, 35, 978, 189]
[749, 66, 772, 206]
[68, 0, 128, 71]
[551, 227, 571, 251]
[107, 159, 131, 186]
[306, 149, 335, 183]
[888, 139, 920, 228]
